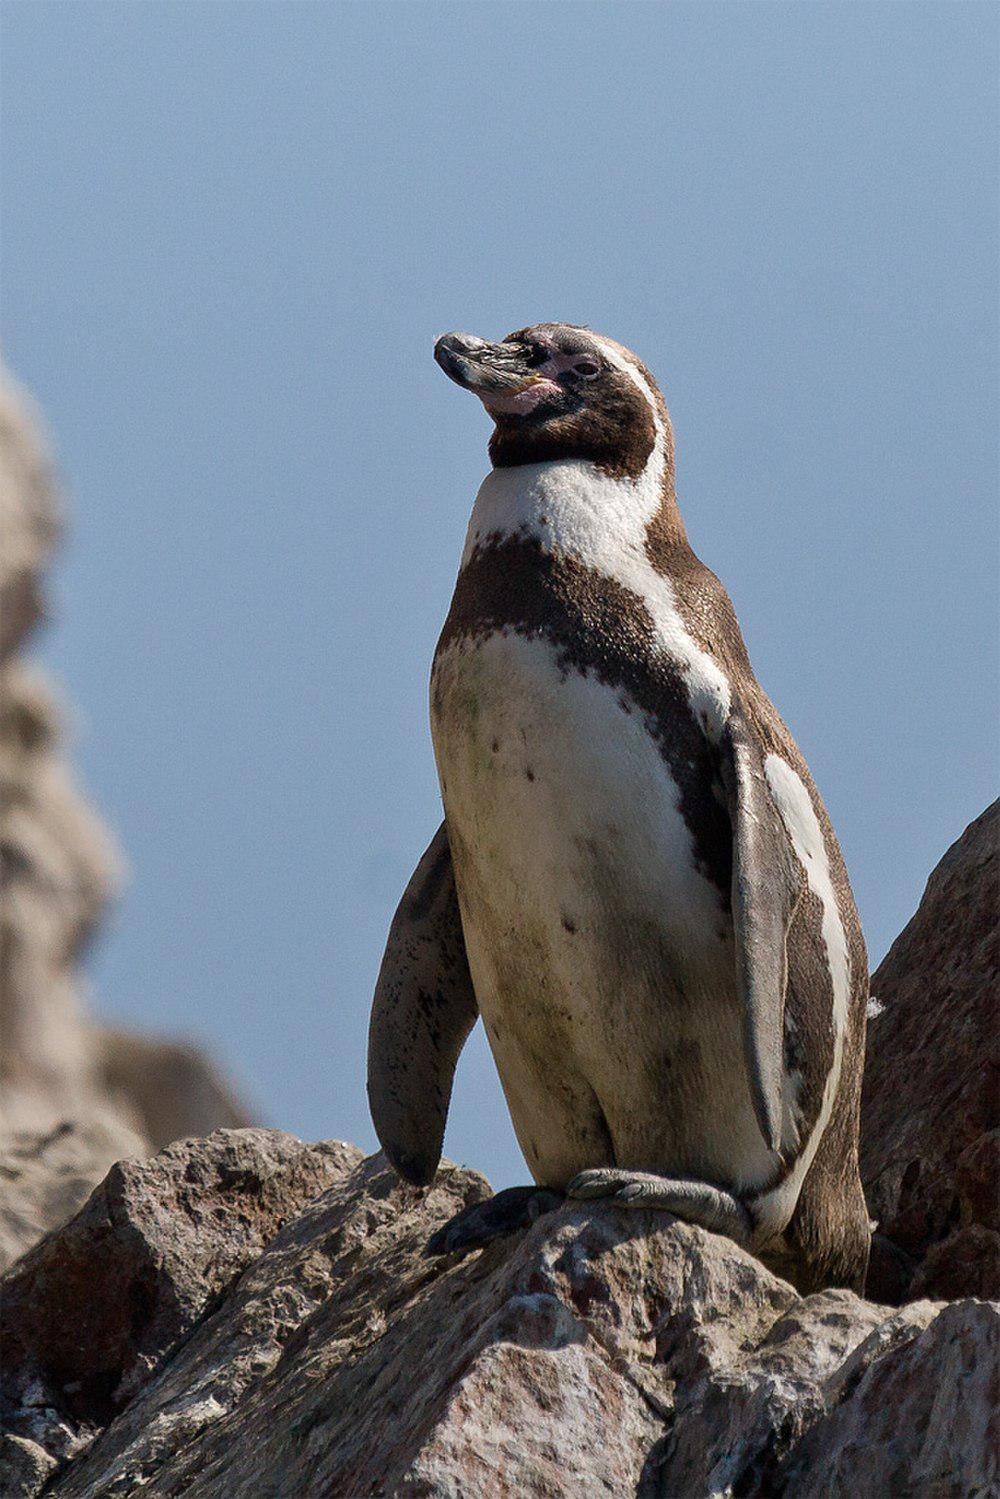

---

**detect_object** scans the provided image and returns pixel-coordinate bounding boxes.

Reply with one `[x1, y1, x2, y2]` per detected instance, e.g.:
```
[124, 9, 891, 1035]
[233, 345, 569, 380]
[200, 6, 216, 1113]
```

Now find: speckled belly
[431, 630, 774, 1194]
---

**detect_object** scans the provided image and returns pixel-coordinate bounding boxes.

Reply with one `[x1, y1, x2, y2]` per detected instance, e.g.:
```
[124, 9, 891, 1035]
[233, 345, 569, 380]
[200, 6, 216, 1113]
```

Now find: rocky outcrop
[94, 1028, 251, 1156]
[0, 1120, 147, 1277]
[1, 1132, 995, 1499]
[777, 1298, 999, 1496]
[2, 802, 993, 1497]
[861, 800, 999, 1303]
[0, 377, 59, 663]
[0, 369, 251, 1270]
[0, 628, 121, 1141]
[0, 1128, 363, 1472]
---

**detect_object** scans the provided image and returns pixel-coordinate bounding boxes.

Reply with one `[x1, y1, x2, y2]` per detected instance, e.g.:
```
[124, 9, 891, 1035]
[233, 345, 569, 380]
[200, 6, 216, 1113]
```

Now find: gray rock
[1, 1128, 362, 1490]
[780, 1298, 999, 1496]
[2, 1132, 989, 1499]
[94, 1028, 252, 1153]
[0, 1118, 147, 1273]
[0, 365, 258, 1278]
[861, 801, 1000, 1303]
[0, 1435, 59, 1499]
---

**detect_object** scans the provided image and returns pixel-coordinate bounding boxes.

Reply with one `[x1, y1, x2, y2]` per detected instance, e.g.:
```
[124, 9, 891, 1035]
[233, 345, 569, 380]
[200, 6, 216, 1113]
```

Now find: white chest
[461, 458, 732, 736]
[432, 629, 731, 989]
[431, 628, 767, 1190]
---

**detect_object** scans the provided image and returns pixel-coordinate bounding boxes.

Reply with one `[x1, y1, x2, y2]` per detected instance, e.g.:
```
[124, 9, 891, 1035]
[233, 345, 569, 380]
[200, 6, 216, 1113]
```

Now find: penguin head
[434, 323, 672, 479]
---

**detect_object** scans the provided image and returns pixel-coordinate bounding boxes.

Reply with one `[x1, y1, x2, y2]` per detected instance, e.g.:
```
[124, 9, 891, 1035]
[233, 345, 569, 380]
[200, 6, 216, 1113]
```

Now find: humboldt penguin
[367, 323, 870, 1293]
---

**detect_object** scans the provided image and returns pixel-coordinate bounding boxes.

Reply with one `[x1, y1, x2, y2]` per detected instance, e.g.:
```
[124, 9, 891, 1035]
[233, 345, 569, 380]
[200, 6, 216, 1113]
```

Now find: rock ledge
[1, 1129, 996, 1498]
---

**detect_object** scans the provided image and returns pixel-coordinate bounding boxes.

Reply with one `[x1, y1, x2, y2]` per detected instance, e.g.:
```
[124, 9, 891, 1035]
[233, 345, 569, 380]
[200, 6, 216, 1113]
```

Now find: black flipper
[367, 822, 478, 1186]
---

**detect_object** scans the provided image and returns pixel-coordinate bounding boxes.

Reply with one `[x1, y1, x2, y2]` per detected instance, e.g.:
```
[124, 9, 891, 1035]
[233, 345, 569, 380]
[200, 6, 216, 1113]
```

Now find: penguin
[367, 324, 870, 1293]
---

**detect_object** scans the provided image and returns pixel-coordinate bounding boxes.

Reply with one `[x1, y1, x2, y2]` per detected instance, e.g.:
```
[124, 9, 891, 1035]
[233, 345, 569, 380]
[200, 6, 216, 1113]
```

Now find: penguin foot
[426, 1184, 563, 1258]
[565, 1169, 752, 1246]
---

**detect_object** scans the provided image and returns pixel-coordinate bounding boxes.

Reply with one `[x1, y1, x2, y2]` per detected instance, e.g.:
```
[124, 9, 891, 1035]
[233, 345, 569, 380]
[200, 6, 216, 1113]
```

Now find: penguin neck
[460, 442, 687, 575]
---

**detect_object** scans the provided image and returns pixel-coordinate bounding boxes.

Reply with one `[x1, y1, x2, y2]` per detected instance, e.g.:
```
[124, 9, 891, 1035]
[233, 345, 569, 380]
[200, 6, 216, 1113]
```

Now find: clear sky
[3, 2, 997, 1189]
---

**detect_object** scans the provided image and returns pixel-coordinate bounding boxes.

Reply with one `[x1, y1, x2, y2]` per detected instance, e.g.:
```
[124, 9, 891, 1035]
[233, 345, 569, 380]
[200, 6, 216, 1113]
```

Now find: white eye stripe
[593, 339, 662, 425]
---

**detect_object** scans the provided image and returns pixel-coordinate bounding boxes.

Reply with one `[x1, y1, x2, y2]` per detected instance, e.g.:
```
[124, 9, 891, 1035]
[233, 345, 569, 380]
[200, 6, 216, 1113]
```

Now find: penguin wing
[367, 821, 478, 1185]
[720, 706, 801, 1154]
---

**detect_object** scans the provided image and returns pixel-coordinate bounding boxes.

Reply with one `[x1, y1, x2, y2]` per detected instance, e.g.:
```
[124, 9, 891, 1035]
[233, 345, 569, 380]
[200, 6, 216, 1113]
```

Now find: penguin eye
[573, 359, 600, 379]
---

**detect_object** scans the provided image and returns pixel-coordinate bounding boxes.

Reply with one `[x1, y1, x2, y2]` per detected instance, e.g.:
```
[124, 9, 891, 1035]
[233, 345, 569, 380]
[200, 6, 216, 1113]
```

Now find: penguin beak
[434, 332, 539, 398]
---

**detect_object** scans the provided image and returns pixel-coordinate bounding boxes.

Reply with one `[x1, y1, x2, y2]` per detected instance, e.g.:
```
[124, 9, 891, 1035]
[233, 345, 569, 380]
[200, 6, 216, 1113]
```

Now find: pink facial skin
[481, 348, 588, 417]
[482, 379, 561, 416]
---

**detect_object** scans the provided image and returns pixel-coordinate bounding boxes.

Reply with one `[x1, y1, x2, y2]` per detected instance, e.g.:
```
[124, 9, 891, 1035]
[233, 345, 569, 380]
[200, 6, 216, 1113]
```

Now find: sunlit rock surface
[861, 800, 999, 1303]
[1, 1136, 995, 1498]
[0, 368, 252, 1271]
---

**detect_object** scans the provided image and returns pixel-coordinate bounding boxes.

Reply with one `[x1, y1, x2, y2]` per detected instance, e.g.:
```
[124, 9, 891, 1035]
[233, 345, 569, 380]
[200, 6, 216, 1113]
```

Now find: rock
[1, 377, 118, 1146]
[649, 1288, 897, 1496]
[0, 1128, 362, 1475]
[0, 1434, 59, 1499]
[0, 662, 123, 1140]
[861, 800, 999, 1302]
[2, 1130, 992, 1498]
[0, 373, 60, 664]
[779, 1299, 999, 1496]
[910, 1222, 1000, 1303]
[0, 1119, 148, 1273]
[44, 1149, 494, 1499]
[94, 1028, 252, 1154]
[0, 366, 257, 1269]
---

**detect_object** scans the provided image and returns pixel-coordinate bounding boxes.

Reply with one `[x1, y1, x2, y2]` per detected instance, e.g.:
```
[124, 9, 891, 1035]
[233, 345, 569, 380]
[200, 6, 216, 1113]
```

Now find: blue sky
[3, 2, 997, 1188]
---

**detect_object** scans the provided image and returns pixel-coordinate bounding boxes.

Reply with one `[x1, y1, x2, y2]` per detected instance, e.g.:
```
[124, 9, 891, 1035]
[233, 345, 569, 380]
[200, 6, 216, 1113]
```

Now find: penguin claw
[565, 1168, 626, 1200]
[426, 1185, 563, 1258]
[567, 1169, 753, 1246]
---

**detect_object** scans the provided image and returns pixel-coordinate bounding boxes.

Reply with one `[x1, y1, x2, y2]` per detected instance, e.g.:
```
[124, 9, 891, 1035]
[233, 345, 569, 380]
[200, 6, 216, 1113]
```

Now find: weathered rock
[0, 1434, 59, 1499]
[779, 1298, 999, 1496]
[0, 366, 257, 1269]
[0, 1128, 362, 1474]
[861, 800, 999, 1302]
[0, 373, 60, 664]
[3, 1131, 993, 1499]
[0, 1119, 147, 1273]
[1, 376, 118, 1149]
[94, 1027, 252, 1154]
[0, 663, 122, 1140]
[649, 1288, 898, 1496]
[45, 1151, 495, 1498]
